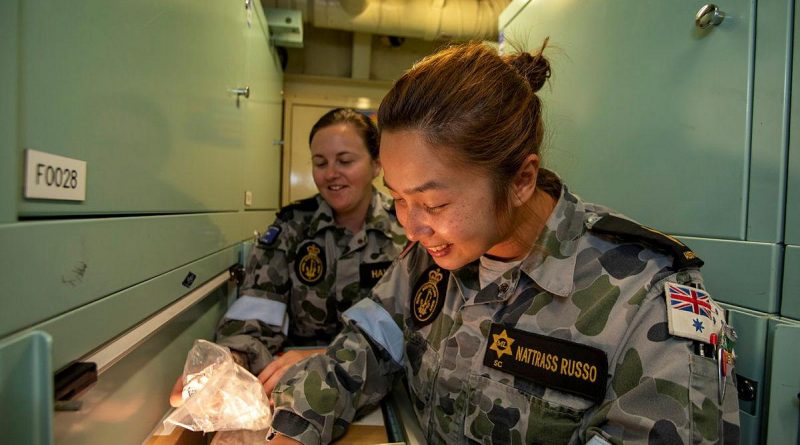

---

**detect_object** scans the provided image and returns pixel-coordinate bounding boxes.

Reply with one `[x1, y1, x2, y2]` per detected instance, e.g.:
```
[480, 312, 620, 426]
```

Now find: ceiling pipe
[312, 0, 510, 41]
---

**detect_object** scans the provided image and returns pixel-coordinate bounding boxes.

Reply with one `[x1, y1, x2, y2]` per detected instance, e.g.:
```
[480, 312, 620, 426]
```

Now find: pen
[710, 332, 725, 403]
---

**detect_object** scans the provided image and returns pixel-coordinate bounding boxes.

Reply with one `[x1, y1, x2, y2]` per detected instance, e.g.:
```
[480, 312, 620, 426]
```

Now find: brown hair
[378, 40, 560, 233]
[309, 108, 380, 159]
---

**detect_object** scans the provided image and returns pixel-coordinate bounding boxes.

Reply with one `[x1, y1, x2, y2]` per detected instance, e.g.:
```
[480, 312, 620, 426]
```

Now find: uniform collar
[306, 188, 398, 237]
[520, 185, 586, 297]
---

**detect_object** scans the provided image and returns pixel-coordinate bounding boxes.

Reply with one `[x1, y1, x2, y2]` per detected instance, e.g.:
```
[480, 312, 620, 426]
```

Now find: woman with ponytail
[267, 42, 740, 445]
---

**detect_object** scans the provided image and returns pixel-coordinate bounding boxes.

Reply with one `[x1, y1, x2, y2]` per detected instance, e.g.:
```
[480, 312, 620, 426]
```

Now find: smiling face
[381, 130, 513, 270]
[310, 123, 380, 221]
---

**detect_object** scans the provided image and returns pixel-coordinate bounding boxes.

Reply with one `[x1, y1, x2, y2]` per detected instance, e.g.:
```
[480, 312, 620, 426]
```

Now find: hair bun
[506, 38, 551, 93]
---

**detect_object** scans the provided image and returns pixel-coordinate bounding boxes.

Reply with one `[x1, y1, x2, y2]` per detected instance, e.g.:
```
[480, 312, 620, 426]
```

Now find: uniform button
[358, 238, 364, 244]
[499, 283, 509, 292]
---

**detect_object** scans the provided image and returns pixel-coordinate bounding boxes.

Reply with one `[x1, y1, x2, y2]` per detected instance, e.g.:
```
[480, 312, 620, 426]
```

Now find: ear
[372, 157, 382, 179]
[511, 154, 540, 207]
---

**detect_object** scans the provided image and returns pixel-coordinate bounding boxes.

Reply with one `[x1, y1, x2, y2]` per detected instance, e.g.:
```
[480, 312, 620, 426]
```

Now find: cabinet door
[765, 320, 800, 444]
[725, 306, 770, 444]
[0, 331, 52, 445]
[18, 0, 248, 216]
[786, 3, 800, 245]
[501, 0, 788, 241]
[241, 1, 283, 211]
[0, 0, 18, 223]
[781, 246, 800, 320]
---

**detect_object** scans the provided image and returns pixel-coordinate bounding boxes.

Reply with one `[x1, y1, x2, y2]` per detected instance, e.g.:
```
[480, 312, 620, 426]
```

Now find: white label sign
[24, 149, 87, 201]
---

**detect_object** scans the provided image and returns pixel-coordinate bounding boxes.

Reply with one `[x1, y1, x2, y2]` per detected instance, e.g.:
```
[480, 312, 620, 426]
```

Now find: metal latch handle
[695, 4, 725, 29]
[230, 86, 250, 98]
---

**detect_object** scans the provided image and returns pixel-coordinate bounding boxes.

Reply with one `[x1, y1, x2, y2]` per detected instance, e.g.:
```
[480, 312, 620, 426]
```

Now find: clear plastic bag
[164, 340, 272, 433]
[209, 429, 271, 445]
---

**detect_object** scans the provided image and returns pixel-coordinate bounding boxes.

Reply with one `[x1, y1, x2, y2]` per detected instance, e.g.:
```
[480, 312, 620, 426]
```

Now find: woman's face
[310, 123, 379, 218]
[381, 130, 506, 270]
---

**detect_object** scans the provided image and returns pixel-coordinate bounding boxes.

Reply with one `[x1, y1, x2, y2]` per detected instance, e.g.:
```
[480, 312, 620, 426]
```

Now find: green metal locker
[499, 0, 790, 243]
[1, 0, 285, 442]
[724, 305, 771, 444]
[17, 0, 258, 216]
[783, 247, 800, 321]
[764, 319, 800, 444]
[785, 0, 800, 246]
[0, 331, 53, 445]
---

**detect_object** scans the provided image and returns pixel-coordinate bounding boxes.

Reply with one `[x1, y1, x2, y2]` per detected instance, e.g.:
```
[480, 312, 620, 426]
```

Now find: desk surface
[146, 407, 393, 445]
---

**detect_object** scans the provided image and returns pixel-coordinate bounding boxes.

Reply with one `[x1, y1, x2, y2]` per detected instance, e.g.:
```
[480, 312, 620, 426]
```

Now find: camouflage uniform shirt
[271, 185, 740, 444]
[216, 189, 407, 374]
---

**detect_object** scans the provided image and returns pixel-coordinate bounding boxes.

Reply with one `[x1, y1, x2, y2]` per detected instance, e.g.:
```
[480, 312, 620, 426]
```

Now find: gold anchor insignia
[299, 244, 323, 282]
[414, 268, 443, 322]
[489, 329, 514, 359]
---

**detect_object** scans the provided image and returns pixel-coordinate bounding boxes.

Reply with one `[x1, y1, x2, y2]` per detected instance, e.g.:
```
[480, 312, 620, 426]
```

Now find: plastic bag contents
[210, 429, 270, 445]
[164, 340, 272, 433]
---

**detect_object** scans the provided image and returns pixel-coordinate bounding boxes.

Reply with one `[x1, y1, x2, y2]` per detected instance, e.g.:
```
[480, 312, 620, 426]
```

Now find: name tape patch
[360, 261, 392, 288]
[483, 324, 609, 402]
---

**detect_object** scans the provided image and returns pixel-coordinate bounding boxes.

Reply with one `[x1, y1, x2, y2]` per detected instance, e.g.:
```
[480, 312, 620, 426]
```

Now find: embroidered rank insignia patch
[258, 225, 281, 246]
[664, 282, 722, 344]
[295, 242, 326, 286]
[360, 261, 392, 288]
[483, 323, 608, 402]
[411, 265, 449, 327]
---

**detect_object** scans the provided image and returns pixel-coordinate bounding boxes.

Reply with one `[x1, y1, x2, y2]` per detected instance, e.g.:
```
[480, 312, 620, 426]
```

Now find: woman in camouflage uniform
[170, 108, 406, 406]
[267, 44, 740, 444]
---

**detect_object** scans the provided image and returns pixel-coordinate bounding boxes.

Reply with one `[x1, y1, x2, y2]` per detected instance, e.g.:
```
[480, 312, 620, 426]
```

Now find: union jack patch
[664, 282, 721, 343]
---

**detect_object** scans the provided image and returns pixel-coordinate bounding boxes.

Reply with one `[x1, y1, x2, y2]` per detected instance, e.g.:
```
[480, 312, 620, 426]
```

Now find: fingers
[263, 363, 292, 396]
[258, 349, 326, 395]
[169, 375, 185, 407]
[258, 355, 285, 385]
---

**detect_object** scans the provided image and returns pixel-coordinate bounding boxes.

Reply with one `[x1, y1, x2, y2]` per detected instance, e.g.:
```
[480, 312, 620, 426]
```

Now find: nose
[403, 206, 433, 241]
[322, 164, 339, 181]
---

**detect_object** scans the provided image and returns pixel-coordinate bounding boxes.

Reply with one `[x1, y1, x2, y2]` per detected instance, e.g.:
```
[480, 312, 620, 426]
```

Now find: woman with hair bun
[267, 43, 740, 445]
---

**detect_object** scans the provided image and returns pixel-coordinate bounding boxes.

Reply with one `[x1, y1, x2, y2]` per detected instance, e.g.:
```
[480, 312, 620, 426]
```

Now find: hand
[267, 433, 303, 445]
[169, 375, 185, 407]
[258, 348, 325, 396]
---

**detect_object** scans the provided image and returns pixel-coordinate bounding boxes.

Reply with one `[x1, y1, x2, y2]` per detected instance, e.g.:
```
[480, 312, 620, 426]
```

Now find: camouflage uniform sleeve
[270, 319, 404, 445]
[215, 225, 292, 375]
[269, 254, 409, 445]
[581, 271, 740, 445]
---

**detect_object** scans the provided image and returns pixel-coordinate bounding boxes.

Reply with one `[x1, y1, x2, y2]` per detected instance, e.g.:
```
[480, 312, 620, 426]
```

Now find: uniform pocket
[689, 354, 722, 444]
[464, 373, 585, 445]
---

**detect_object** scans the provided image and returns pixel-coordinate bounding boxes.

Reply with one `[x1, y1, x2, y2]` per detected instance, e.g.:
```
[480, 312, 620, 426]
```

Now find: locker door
[0, 0, 18, 223]
[785, 0, 800, 245]
[18, 0, 248, 216]
[782, 246, 800, 320]
[725, 306, 770, 444]
[764, 320, 800, 444]
[240, 1, 283, 211]
[0, 331, 52, 445]
[500, 0, 788, 241]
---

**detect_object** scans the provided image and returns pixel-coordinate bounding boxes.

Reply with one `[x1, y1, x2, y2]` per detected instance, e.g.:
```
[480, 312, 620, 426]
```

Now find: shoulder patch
[295, 241, 326, 286]
[586, 215, 703, 269]
[258, 225, 281, 247]
[483, 323, 608, 402]
[277, 196, 319, 220]
[411, 264, 449, 328]
[664, 282, 722, 344]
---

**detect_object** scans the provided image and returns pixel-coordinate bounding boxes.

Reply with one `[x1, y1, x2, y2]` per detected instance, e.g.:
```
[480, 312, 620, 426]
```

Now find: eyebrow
[383, 178, 447, 194]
